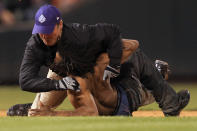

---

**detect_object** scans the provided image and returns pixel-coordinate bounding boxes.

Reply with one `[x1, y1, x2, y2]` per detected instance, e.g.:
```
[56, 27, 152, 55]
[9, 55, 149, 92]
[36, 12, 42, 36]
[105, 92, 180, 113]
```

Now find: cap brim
[32, 24, 55, 34]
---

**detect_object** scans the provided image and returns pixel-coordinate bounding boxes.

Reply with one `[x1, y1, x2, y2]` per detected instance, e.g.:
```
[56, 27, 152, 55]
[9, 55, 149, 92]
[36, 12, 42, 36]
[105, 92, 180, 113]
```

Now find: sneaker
[155, 60, 170, 80]
[7, 103, 32, 116]
[164, 90, 190, 116]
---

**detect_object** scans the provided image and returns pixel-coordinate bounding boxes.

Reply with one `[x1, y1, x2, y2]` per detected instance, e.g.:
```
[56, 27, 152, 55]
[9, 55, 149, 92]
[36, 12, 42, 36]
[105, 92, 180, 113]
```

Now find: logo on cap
[39, 14, 46, 23]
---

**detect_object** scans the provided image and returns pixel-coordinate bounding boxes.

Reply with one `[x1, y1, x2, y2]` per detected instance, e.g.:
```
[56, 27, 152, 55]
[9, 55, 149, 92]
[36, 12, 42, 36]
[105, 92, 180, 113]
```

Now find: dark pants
[112, 49, 179, 114]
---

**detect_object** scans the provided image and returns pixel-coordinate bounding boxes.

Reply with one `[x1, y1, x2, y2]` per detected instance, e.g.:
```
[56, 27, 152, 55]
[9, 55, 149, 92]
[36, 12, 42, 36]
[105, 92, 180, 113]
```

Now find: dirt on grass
[1, 110, 197, 117]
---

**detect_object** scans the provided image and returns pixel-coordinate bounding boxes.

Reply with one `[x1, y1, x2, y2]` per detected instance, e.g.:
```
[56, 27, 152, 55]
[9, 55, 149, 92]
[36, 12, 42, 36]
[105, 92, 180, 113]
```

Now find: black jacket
[19, 23, 122, 92]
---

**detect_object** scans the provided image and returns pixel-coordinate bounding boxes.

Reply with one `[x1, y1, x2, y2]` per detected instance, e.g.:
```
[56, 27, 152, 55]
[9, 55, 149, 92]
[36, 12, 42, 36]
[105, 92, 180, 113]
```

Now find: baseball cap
[32, 4, 61, 34]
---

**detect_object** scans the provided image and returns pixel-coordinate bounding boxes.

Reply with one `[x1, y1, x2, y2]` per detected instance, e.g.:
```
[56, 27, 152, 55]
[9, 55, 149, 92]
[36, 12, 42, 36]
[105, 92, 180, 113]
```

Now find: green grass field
[0, 117, 197, 131]
[0, 83, 197, 131]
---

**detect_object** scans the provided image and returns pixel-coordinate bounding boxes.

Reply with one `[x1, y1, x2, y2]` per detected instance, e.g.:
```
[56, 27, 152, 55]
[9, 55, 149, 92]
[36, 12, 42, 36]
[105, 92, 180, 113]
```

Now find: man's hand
[103, 65, 120, 80]
[56, 76, 80, 92]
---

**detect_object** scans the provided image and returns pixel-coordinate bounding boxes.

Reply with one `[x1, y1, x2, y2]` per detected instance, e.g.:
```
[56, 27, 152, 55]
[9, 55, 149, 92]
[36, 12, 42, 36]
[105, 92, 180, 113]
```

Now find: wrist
[109, 64, 120, 69]
[54, 80, 65, 90]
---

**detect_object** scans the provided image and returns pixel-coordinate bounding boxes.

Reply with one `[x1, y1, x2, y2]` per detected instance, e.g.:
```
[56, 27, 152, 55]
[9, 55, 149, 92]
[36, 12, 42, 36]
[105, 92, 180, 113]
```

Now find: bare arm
[53, 76, 98, 116]
[29, 76, 99, 116]
[97, 39, 139, 64]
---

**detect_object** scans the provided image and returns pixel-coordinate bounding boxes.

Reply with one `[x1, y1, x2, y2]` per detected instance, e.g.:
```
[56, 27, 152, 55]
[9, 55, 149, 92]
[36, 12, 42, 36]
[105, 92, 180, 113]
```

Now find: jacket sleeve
[71, 23, 123, 67]
[19, 37, 58, 93]
[94, 23, 122, 67]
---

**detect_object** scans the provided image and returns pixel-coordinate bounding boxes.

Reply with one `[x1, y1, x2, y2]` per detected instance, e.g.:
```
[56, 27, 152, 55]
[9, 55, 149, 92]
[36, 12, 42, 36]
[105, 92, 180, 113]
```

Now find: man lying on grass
[26, 39, 190, 116]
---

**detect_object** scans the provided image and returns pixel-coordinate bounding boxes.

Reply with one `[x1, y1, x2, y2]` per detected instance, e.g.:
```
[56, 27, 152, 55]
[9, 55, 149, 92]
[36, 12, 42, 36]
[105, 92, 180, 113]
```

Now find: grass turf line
[0, 117, 197, 131]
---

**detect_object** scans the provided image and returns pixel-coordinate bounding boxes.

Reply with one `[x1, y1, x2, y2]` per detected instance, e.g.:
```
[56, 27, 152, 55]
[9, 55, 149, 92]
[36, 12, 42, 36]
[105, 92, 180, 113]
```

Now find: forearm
[29, 106, 99, 117]
[92, 23, 122, 67]
[96, 39, 139, 65]
[19, 64, 58, 92]
[108, 35, 122, 67]
[52, 107, 99, 116]
[105, 24, 122, 67]
[19, 75, 58, 92]
[19, 60, 61, 92]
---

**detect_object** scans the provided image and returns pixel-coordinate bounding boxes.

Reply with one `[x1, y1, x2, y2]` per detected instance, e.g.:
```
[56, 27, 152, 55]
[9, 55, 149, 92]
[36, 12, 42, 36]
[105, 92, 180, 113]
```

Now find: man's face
[39, 21, 63, 46]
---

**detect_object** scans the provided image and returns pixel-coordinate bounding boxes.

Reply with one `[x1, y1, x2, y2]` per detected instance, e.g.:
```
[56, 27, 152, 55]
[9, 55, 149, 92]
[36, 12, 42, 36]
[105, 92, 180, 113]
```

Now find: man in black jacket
[19, 4, 122, 93]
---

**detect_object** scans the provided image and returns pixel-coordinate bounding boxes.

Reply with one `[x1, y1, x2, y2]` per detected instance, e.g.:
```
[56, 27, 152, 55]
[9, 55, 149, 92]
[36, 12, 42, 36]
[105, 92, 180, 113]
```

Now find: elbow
[19, 78, 27, 91]
[121, 39, 140, 63]
[19, 75, 31, 92]
[122, 39, 139, 52]
[131, 40, 139, 50]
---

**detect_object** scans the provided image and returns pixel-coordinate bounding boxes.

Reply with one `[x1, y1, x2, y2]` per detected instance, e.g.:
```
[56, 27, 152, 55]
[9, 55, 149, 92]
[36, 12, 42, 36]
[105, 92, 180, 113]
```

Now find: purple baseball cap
[32, 4, 62, 34]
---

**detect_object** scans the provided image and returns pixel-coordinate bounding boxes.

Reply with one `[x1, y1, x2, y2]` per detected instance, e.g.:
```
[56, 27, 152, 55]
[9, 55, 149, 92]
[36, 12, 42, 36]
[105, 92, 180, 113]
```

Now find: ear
[54, 52, 63, 63]
[59, 20, 63, 28]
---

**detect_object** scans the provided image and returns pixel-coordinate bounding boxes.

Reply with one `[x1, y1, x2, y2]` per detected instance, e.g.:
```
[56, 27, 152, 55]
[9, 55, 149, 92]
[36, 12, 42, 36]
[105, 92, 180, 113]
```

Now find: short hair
[50, 56, 95, 78]
[50, 40, 96, 78]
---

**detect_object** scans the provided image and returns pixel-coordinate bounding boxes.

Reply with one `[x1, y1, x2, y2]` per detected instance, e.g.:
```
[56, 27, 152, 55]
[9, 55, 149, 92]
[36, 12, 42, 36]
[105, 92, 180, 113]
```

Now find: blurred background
[0, 0, 197, 84]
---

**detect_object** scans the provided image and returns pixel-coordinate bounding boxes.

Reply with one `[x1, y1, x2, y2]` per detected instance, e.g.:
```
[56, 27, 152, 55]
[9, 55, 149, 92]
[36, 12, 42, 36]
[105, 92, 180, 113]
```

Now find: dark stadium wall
[0, 0, 197, 84]
[63, 0, 197, 80]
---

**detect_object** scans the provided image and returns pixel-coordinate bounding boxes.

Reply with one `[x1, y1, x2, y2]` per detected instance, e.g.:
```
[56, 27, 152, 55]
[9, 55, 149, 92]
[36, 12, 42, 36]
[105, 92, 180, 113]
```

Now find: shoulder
[64, 23, 91, 32]
[26, 34, 47, 50]
[62, 23, 91, 43]
[24, 35, 50, 60]
[65, 23, 83, 28]
[26, 34, 40, 48]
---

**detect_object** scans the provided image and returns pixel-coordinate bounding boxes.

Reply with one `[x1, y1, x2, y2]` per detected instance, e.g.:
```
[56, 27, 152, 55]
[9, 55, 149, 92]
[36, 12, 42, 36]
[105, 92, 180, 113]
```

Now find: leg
[7, 69, 67, 116]
[30, 91, 67, 110]
[133, 59, 170, 107]
[30, 69, 67, 110]
[139, 86, 155, 107]
[121, 49, 190, 116]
